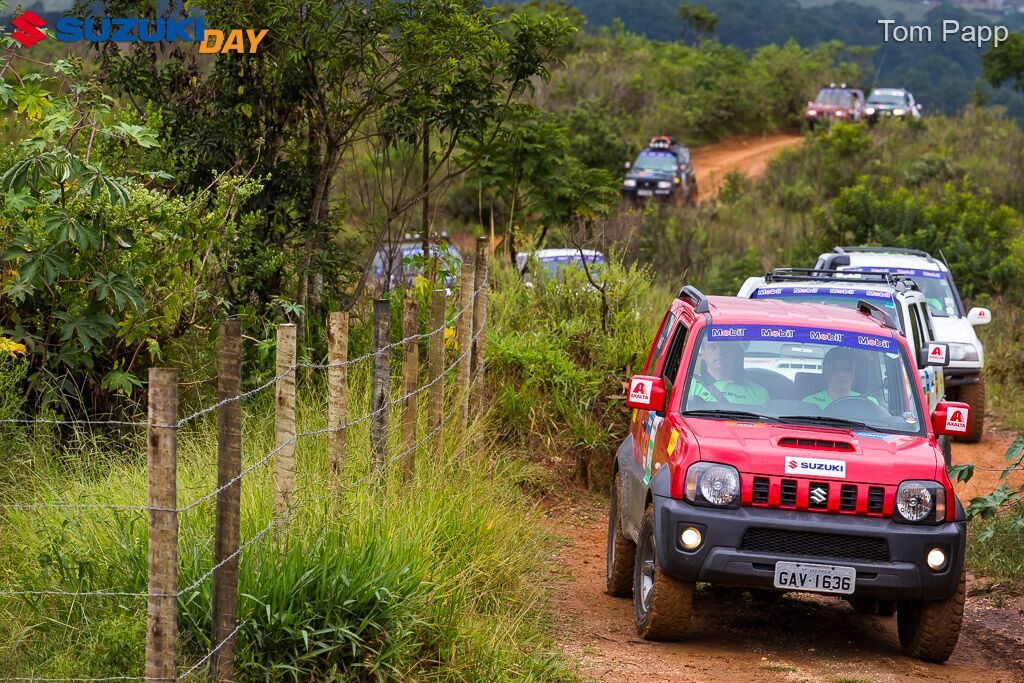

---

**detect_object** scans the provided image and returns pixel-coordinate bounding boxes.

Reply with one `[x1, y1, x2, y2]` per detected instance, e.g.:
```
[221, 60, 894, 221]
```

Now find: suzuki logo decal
[809, 486, 828, 505]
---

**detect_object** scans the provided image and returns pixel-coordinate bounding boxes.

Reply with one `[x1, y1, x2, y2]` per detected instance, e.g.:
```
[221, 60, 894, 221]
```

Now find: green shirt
[802, 390, 879, 409]
[688, 377, 769, 406]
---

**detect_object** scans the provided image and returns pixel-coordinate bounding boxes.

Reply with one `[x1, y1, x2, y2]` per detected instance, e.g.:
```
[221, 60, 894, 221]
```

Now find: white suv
[814, 247, 991, 442]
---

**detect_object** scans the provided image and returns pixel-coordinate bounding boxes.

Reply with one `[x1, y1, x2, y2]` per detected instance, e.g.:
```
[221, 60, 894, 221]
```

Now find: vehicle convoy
[804, 84, 865, 130]
[864, 88, 922, 124]
[621, 136, 698, 207]
[736, 269, 948, 414]
[814, 247, 990, 443]
[607, 287, 970, 662]
[370, 235, 462, 291]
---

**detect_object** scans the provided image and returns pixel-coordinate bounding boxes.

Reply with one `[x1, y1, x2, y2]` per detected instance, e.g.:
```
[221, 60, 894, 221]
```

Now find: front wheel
[956, 378, 985, 443]
[897, 570, 966, 662]
[606, 472, 636, 597]
[633, 506, 695, 640]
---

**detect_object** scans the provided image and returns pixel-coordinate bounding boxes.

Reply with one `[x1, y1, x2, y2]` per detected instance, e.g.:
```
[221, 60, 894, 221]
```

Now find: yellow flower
[0, 338, 26, 356]
[444, 325, 458, 350]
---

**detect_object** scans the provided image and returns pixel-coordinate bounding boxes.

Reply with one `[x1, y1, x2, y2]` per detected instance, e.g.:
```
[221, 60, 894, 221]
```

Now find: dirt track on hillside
[691, 134, 804, 203]
[549, 428, 1024, 683]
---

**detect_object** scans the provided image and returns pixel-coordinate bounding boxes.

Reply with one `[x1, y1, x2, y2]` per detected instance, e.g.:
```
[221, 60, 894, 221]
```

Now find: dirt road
[550, 429, 1024, 683]
[692, 134, 804, 203]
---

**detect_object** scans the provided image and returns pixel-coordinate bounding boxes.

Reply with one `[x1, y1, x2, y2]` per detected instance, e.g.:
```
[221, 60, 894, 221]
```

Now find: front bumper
[654, 495, 966, 601]
[943, 367, 982, 388]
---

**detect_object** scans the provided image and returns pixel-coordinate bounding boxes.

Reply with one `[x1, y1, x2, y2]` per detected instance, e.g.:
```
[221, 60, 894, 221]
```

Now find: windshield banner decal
[706, 325, 897, 352]
[752, 287, 894, 301]
[846, 267, 946, 280]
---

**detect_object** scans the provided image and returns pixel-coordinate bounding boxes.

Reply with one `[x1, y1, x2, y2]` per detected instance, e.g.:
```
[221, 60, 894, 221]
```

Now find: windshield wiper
[777, 415, 875, 431]
[682, 409, 775, 422]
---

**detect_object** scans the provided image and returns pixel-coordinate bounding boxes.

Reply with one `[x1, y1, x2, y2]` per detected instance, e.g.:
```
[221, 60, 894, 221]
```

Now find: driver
[688, 340, 769, 405]
[802, 347, 879, 409]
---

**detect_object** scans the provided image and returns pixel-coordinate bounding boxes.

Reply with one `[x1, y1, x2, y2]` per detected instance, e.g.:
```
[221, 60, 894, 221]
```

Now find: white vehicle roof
[515, 249, 604, 270]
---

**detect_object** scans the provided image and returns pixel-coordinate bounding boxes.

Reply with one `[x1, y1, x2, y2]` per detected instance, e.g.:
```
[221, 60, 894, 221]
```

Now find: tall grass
[0, 369, 573, 681]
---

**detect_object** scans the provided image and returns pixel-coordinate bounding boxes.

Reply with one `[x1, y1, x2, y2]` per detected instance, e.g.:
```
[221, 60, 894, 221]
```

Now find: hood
[684, 418, 941, 484]
[930, 315, 985, 368]
[807, 103, 846, 114]
[867, 103, 896, 111]
[625, 169, 674, 181]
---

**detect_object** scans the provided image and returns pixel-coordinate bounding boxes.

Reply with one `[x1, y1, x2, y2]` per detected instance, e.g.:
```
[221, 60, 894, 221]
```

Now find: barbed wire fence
[0, 238, 492, 682]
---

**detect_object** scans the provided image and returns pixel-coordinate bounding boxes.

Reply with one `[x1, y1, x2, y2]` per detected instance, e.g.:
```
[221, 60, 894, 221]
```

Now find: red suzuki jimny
[607, 286, 970, 663]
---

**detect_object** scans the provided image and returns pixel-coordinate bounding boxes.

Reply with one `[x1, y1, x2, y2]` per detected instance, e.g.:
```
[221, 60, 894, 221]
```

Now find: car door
[906, 298, 941, 411]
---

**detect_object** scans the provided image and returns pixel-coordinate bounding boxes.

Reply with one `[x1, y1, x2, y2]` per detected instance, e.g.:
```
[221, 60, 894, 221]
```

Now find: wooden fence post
[328, 312, 349, 492]
[471, 236, 489, 416]
[428, 289, 446, 439]
[273, 323, 297, 521]
[370, 299, 391, 473]
[146, 367, 178, 682]
[401, 298, 419, 480]
[211, 321, 242, 682]
[457, 256, 475, 429]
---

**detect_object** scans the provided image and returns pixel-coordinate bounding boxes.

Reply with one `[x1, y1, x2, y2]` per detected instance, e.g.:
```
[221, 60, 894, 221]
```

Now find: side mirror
[967, 307, 991, 326]
[919, 342, 950, 368]
[626, 375, 667, 412]
[932, 401, 971, 437]
[831, 254, 851, 267]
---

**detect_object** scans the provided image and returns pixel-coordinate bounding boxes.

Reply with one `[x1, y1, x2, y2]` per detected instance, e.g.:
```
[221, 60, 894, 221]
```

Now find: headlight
[623, 179, 637, 188]
[807, 109, 818, 117]
[657, 181, 672, 189]
[893, 108, 906, 116]
[948, 342, 979, 362]
[894, 480, 946, 524]
[865, 107, 876, 115]
[835, 110, 846, 117]
[685, 462, 740, 507]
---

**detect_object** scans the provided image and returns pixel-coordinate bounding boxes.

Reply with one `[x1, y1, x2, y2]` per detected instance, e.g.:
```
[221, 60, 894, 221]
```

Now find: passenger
[802, 347, 879, 409]
[689, 340, 769, 405]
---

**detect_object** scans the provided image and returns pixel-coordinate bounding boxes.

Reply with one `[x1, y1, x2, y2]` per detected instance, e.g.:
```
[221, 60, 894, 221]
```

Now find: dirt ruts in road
[691, 134, 804, 203]
[549, 430, 1024, 683]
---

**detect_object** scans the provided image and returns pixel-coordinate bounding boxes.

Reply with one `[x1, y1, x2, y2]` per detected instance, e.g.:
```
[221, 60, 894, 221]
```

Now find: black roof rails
[678, 285, 709, 313]
[764, 268, 901, 285]
[832, 246, 932, 259]
[856, 300, 898, 330]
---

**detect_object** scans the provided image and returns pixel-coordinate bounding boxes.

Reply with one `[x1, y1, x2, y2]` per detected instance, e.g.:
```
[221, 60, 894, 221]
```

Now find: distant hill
[562, 0, 1024, 118]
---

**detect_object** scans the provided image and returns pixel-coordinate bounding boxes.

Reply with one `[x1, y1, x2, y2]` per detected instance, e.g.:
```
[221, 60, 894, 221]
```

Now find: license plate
[637, 189, 653, 196]
[773, 561, 856, 594]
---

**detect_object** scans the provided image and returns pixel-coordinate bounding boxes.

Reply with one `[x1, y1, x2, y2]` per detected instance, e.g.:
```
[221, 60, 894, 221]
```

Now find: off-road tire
[606, 472, 636, 597]
[897, 569, 966, 663]
[633, 506, 695, 640]
[956, 378, 985, 444]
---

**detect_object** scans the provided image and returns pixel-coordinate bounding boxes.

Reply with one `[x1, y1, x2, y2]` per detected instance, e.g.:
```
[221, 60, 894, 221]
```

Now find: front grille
[868, 487, 885, 514]
[780, 479, 797, 507]
[740, 528, 890, 563]
[840, 485, 857, 512]
[753, 477, 770, 504]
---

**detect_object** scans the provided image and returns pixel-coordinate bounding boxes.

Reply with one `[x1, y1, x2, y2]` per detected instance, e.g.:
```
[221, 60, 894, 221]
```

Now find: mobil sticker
[629, 378, 652, 405]
[783, 456, 847, 479]
[945, 407, 968, 433]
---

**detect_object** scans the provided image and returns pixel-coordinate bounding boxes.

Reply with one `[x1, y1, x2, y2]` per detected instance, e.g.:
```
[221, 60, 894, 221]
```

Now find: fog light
[926, 547, 947, 571]
[680, 527, 703, 550]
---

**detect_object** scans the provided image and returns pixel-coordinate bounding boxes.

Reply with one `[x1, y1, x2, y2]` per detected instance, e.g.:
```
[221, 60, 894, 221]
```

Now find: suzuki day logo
[629, 378, 652, 405]
[945, 407, 968, 433]
[9, 10, 267, 54]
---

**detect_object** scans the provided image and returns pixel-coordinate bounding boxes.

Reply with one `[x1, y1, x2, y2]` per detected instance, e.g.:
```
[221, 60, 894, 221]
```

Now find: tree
[983, 32, 1024, 92]
[678, 3, 718, 47]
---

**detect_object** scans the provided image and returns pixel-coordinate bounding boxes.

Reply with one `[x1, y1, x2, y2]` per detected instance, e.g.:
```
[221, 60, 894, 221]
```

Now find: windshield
[631, 151, 677, 174]
[750, 286, 902, 331]
[815, 90, 853, 107]
[682, 324, 925, 435]
[868, 90, 907, 106]
[839, 267, 960, 317]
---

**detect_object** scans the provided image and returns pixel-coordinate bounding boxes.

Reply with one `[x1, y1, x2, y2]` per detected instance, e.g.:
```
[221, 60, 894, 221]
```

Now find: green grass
[0, 372, 574, 681]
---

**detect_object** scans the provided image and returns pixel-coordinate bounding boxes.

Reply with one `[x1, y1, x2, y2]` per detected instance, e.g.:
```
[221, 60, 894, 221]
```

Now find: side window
[645, 313, 675, 374]
[661, 320, 691, 387]
[908, 301, 923, 351]
[918, 303, 935, 342]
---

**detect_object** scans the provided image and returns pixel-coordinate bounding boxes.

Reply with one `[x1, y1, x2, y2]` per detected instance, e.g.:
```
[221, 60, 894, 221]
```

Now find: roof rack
[832, 246, 932, 258]
[677, 285, 709, 313]
[764, 268, 900, 285]
[856, 300, 898, 330]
